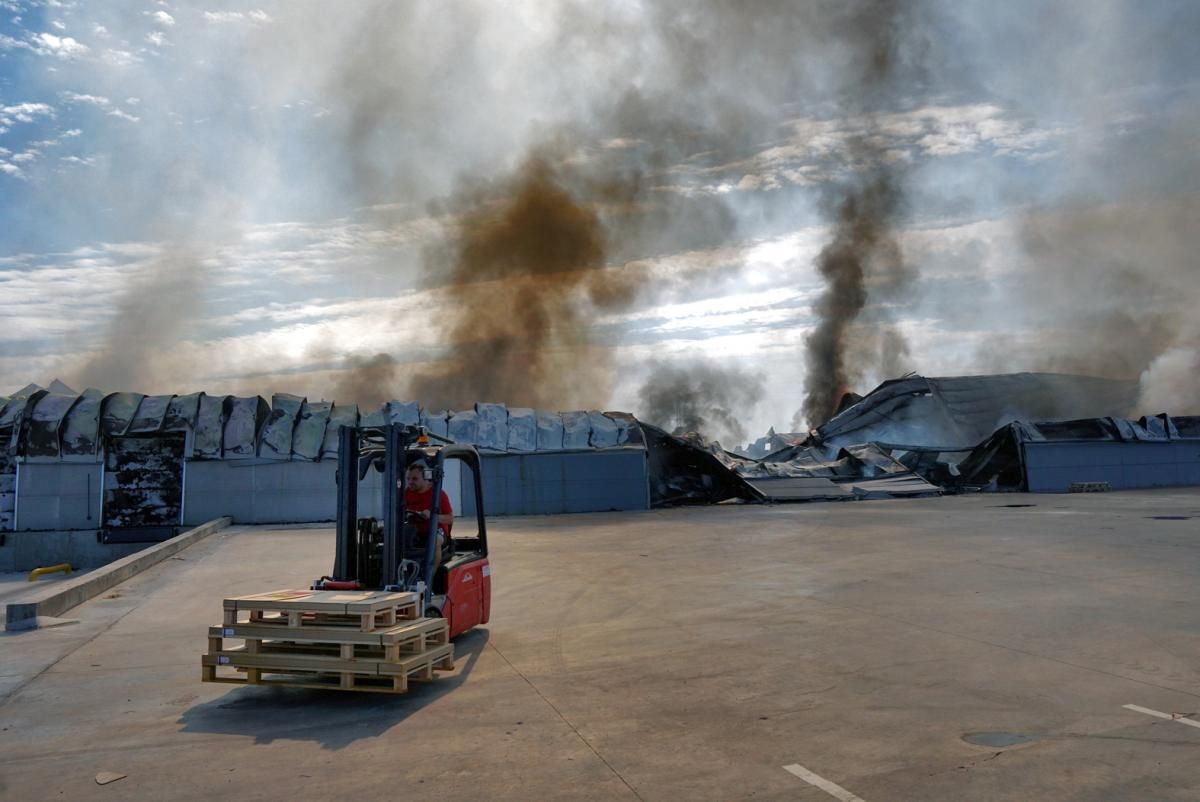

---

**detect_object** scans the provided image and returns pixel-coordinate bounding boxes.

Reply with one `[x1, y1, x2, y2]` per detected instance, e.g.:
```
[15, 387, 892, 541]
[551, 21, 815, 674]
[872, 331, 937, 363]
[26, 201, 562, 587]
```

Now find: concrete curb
[5, 516, 233, 631]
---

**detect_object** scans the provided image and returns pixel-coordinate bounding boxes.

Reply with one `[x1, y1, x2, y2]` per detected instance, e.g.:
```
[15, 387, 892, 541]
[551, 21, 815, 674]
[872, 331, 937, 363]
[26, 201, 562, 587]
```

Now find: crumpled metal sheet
[224, 396, 268, 459]
[0, 393, 33, 454]
[322, 404, 359, 459]
[448, 409, 479, 445]
[60, 389, 103, 458]
[163, 392, 202, 432]
[640, 422, 759, 506]
[26, 393, 79, 458]
[128, 394, 174, 434]
[259, 393, 304, 460]
[587, 411, 619, 449]
[386, 400, 420, 426]
[475, 403, 508, 451]
[193, 394, 229, 459]
[506, 408, 536, 452]
[360, 405, 385, 427]
[839, 443, 911, 476]
[1140, 413, 1180, 439]
[603, 411, 642, 447]
[0, 395, 28, 430]
[292, 400, 330, 461]
[101, 393, 143, 437]
[420, 408, 449, 439]
[535, 410, 563, 451]
[561, 411, 590, 449]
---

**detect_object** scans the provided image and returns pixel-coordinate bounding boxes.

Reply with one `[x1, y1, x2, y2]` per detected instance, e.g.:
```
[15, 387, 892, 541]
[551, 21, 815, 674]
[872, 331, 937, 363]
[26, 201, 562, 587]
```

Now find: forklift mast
[331, 423, 488, 599]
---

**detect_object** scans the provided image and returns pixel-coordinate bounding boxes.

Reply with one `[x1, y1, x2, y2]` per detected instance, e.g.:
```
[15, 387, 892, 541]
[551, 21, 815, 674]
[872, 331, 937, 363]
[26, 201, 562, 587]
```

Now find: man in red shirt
[402, 460, 452, 567]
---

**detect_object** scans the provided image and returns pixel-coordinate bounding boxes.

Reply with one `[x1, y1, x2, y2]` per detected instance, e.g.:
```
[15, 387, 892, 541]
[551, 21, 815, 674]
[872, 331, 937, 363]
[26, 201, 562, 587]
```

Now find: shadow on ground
[176, 628, 489, 750]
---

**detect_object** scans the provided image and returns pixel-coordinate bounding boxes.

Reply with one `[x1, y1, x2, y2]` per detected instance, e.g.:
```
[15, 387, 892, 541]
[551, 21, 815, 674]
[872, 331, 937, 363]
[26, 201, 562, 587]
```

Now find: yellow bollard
[28, 563, 73, 582]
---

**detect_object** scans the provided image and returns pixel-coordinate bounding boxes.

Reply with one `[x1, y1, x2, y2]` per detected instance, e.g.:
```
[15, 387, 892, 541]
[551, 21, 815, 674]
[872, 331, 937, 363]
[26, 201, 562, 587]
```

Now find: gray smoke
[964, 1, 1200, 417]
[1001, 196, 1200, 415]
[68, 243, 206, 394]
[330, 353, 400, 410]
[310, 1, 900, 411]
[638, 360, 765, 446]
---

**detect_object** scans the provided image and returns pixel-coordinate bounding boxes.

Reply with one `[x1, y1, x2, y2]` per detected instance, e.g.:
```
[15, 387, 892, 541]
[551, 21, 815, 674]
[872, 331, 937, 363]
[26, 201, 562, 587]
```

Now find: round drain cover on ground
[963, 732, 1037, 748]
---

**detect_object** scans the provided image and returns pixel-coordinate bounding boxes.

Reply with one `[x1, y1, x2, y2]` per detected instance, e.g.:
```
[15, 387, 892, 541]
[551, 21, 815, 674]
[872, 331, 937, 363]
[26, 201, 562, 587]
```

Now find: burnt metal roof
[816, 373, 1141, 449]
[0, 384, 647, 462]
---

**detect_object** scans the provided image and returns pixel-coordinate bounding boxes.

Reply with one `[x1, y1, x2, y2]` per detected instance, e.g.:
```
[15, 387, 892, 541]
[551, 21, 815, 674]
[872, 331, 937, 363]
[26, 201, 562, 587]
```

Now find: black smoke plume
[798, 0, 923, 429]
[638, 360, 765, 445]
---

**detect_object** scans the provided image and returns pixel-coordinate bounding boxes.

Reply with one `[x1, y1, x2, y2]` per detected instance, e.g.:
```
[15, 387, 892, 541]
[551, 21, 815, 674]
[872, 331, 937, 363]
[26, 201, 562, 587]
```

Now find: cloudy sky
[1, 0, 1197, 444]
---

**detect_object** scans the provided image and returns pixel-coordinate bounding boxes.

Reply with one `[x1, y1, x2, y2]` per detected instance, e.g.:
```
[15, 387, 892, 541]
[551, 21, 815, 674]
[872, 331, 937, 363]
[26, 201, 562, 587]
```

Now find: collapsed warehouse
[730, 373, 1200, 497]
[1, 371, 1198, 535]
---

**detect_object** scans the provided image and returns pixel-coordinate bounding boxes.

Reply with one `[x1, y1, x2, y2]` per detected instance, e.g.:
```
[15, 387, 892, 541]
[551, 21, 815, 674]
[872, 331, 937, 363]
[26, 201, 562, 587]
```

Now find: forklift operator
[401, 460, 453, 566]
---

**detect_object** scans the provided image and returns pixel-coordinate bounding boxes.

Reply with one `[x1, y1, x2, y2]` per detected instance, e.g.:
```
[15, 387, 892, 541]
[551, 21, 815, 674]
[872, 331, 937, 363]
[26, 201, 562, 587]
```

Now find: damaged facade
[726, 373, 1200, 498]
[0, 386, 653, 532]
[2, 371, 1196, 533]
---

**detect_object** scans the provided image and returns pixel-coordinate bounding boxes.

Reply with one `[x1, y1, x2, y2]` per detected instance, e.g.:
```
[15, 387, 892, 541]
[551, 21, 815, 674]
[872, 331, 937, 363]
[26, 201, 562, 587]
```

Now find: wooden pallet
[207, 616, 449, 661]
[222, 589, 419, 631]
[201, 642, 454, 693]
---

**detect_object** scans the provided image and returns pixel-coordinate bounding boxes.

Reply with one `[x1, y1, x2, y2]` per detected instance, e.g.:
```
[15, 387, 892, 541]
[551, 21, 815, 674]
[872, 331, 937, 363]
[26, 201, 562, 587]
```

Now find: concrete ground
[2, 489, 1200, 801]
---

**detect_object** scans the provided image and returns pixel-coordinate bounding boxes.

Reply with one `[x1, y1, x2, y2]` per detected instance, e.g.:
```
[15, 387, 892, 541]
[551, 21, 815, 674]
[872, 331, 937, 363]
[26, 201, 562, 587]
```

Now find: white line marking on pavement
[783, 764, 868, 802]
[1123, 704, 1200, 730]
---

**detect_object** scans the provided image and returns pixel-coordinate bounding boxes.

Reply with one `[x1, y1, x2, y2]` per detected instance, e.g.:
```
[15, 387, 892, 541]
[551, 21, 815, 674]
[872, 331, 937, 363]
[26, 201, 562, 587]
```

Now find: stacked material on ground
[202, 589, 454, 694]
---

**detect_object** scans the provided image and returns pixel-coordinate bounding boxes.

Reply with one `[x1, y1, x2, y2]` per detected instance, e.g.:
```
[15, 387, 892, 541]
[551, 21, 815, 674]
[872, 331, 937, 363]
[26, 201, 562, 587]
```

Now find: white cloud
[0, 102, 56, 133]
[0, 161, 25, 179]
[61, 91, 110, 107]
[50, 20, 66, 31]
[62, 128, 82, 137]
[12, 150, 39, 163]
[107, 108, 140, 123]
[93, 24, 110, 38]
[0, 33, 33, 52]
[103, 49, 140, 66]
[150, 10, 175, 26]
[34, 32, 89, 59]
[1, 102, 55, 119]
[125, 97, 140, 106]
[145, 30, 165, 47]
[203, 11, 245, 23]
[60, 155, 96, 166]
[204, 10, 272, 24]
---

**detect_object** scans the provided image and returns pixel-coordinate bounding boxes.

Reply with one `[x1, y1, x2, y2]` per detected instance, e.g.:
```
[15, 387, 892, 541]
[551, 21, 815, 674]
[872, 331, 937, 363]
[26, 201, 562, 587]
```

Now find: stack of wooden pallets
[201, 589, 455, 694]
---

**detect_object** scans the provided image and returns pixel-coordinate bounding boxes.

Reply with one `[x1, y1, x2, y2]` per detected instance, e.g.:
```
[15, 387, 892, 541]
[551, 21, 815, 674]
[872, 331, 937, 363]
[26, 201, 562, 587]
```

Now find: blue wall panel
[464, 450, 649, 516]
[1025, 442, 1200, 492]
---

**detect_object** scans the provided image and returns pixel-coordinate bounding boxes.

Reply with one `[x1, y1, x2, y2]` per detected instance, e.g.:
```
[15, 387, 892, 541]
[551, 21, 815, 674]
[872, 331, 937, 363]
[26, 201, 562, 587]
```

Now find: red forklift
[313, 423, 491, 639]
